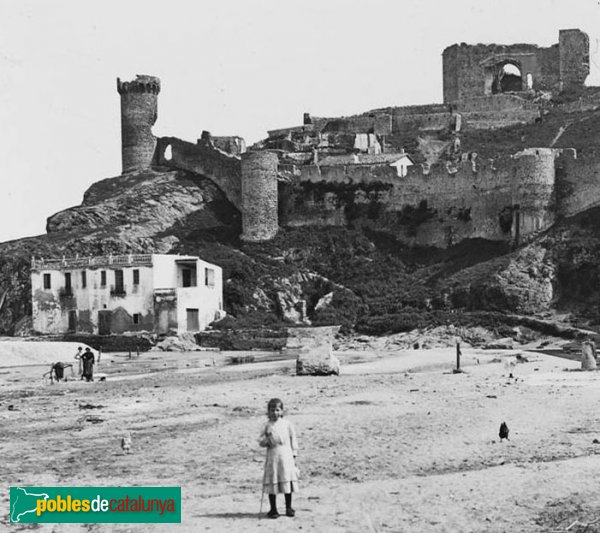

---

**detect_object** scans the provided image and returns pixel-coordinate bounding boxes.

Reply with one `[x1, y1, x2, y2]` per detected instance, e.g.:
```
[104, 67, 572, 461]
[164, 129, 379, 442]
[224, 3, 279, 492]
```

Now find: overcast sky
[0, 0, 599, 243]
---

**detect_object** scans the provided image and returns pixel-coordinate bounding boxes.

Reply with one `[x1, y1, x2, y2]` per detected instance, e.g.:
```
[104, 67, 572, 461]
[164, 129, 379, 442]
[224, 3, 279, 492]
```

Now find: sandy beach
[2, 345, 600, 532]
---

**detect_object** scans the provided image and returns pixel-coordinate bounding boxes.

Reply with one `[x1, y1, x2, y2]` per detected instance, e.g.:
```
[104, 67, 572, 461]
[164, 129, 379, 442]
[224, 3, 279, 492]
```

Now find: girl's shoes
[267, 509, 280, 519]
[286, 507, 296, 517]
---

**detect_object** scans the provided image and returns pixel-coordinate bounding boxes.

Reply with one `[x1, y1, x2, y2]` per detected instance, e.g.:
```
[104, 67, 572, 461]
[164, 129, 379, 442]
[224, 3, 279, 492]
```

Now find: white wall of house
[390, 155, 414, 177]
[175, 260, 223, 333]
[31, 254, 223, 335]
[31, 270, 63, 333]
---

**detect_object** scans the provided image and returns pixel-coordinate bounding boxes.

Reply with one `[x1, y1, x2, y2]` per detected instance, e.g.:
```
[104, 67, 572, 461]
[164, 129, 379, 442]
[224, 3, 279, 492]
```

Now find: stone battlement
[117, 75, 161, 95]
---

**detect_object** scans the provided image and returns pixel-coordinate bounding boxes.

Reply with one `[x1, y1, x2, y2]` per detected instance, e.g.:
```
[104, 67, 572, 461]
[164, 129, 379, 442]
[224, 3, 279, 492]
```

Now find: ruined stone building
[112, 28, 597, 249]
[442, 29, 589, 102]
[31, 254, 223, 335]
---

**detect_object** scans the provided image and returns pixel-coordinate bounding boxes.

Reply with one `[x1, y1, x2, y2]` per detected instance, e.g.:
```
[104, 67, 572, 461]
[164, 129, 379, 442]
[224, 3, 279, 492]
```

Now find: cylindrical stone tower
[241, 151, 279, 242]
[117, 75, 161, 174]
[511, 148, 556, 244]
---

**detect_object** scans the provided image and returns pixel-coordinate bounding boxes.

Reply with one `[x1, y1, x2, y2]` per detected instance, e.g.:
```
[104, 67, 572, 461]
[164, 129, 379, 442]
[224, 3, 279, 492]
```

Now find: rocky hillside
[0, 167, 239, 333]
[2, 159, 600, 338]
[5, 88, 600, 337]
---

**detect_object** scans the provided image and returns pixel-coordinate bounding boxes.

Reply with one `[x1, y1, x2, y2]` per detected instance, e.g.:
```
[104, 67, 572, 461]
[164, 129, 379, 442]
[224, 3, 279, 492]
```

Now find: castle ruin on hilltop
[116, 28, 599, 248]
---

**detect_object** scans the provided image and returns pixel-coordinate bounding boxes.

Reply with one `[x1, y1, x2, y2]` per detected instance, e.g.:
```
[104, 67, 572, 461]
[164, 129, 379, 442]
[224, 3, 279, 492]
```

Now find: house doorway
[186, 308, 199, 331]
[68, 310, 77, 332]
[98, 310, 112, 335]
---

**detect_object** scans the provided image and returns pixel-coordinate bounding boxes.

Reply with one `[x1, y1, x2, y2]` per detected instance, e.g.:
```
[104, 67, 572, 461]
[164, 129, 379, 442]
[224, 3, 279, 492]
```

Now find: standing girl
[258, 398, 299, 519]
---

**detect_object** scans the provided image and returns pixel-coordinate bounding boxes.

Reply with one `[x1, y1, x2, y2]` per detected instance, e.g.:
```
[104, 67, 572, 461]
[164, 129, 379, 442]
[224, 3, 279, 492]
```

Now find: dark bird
[499, 422, 509, 441]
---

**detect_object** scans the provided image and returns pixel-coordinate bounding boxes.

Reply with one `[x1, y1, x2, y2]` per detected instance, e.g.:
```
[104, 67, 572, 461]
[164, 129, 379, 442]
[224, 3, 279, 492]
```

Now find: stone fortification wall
[117, 75, 161, 173]
[268, 124, 314, 139]
[392, 111, 454, 132]
[391, 104, 450, 116]
[455, 95, 538, 113]
[464, 111, 540, 130]
[155, 136, 242, 209]
[317, 114, 392, 136]
[241, 151, 279, 242]
[558, 91, 600, 113]
[555, 150, 600, 217]
[456, 95, 540, 129]
[212, 136, 246, 156]
[284, 150, 558, 247]
[314, 105, 452, 136]
[308, 97, 539, 138]
[559, 29, 590, 91]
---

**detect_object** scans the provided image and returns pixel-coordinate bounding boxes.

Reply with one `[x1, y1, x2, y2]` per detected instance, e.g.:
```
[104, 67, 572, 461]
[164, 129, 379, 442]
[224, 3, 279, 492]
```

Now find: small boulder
[484, 338, 514, 350]
[288, 326, 341, 376]
[581, 341, 597, 371]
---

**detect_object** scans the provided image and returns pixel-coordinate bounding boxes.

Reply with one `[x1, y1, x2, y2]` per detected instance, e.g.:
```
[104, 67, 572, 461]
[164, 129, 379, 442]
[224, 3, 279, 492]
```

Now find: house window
[64, 273, 72, 295]
[114, 269, 124, 294]
[101, 271, 107, 287]
[205, 268, 215, 287]
[133, 269, 139, 285]
[182, 268, 197, 287]
[81, 271, 87, 288]
[133, 313, 141, 325]
[43, 273, 51, 289]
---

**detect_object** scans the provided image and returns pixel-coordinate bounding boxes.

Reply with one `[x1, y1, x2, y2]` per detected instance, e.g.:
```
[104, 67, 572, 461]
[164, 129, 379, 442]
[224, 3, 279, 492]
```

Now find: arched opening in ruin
[492, 62, 523, 94]
[164, 144, 172, 161]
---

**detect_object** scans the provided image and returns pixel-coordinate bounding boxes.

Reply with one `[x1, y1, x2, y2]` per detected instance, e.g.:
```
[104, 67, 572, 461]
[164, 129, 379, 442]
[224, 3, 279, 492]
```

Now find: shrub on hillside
[311, 289, 365, 334]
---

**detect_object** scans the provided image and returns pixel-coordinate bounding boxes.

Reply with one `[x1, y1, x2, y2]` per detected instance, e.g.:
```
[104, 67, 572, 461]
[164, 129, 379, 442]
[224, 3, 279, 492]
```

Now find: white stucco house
[388, 153, 414, 177]
[31, 254, 224, 335]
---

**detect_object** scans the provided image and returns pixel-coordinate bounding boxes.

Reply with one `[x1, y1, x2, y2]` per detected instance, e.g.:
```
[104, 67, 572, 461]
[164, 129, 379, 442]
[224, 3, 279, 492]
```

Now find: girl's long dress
[259, 418, 299, 494]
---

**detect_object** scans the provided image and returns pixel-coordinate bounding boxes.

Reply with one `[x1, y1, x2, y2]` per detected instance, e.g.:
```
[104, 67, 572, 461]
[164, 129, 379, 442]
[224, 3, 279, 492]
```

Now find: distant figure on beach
[80, 348, 95, 382]
[74, 346, 83, 376]
[504, 356, 517, 379]
[258, 398, 299, 519]
[45, 362, 73, 383]
[121, 432, 132, 454]
[499, 421, 510, 441]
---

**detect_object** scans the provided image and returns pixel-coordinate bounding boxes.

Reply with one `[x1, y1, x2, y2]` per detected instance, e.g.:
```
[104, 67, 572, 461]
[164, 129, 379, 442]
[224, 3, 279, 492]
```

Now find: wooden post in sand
[453, 341, 463, 374]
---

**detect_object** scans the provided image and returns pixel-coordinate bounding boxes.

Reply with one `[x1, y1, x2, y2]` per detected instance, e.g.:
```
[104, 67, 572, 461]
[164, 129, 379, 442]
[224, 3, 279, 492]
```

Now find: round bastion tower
[241, 151, 279, 242]
[511, 148, 557, 242]
[117, 75, 161, 174]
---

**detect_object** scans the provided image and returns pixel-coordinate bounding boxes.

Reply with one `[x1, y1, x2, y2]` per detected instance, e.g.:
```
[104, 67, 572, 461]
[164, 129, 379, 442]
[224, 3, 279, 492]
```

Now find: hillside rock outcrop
[47, 169, 237, 242]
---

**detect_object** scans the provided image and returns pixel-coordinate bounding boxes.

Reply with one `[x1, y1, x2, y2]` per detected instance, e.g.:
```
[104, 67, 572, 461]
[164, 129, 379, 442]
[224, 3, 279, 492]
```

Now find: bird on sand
[499, 422, 509, 442]
[121, 432, 132, 454]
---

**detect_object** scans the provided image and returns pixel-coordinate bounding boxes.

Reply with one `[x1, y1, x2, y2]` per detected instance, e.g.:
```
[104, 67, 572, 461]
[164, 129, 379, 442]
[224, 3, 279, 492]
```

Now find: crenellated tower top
[117, 75, 161, 95]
